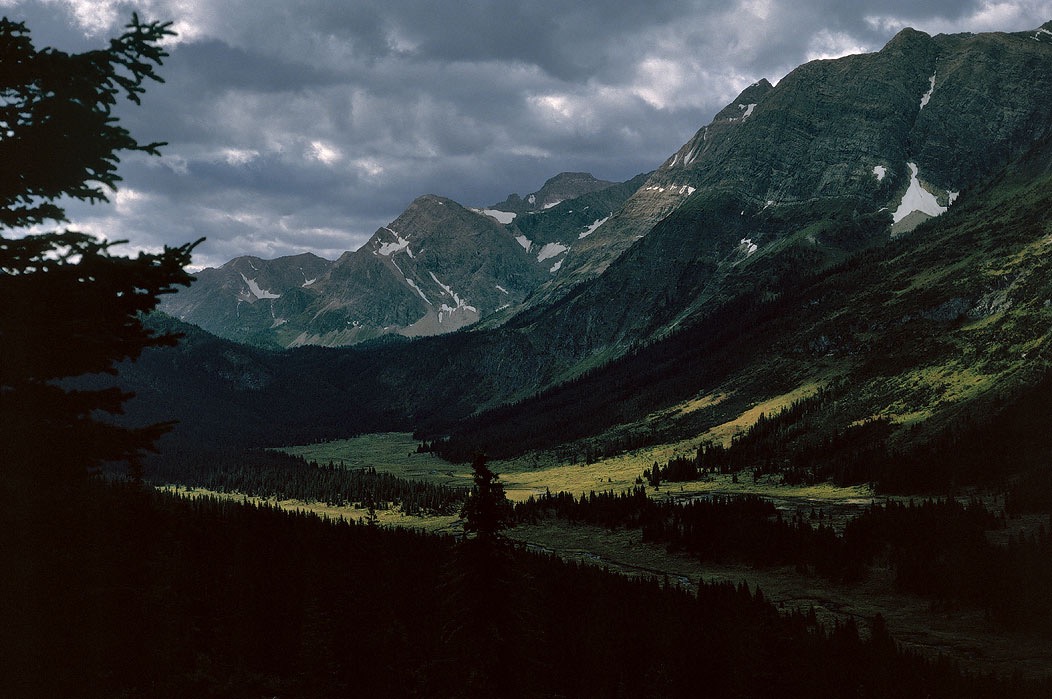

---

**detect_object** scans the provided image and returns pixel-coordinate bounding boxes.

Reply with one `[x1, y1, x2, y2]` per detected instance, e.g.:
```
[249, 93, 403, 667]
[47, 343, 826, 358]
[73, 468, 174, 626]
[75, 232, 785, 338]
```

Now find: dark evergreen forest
[143, 447, 467, 515]
[4, 481, 1050, 698]
[514, 489, 1052, 634]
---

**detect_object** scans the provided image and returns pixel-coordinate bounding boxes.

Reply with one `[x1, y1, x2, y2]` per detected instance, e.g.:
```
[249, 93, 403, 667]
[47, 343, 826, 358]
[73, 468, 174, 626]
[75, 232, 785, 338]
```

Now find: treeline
[841, 498, 1052, 631]
[515, 489, 860, 580]
[515, 489, 1052, 634]
[636, 368, 1052, 494]
[4, 480, 1048, 698]
[637, 397, 898, 489]
[1007, 467, 1052, 515]
[143, 447, 467, 516]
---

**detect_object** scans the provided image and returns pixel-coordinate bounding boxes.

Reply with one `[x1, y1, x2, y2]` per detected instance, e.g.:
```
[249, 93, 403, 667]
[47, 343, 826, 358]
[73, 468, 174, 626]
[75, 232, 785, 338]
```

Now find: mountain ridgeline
[161, 172, 643, 348]
[137, 23, 1052, 490]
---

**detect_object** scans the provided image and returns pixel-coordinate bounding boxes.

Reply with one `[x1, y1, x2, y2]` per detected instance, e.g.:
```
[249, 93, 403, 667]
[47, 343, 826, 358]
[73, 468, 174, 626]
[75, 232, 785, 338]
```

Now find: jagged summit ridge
[491, 172, 617, 214]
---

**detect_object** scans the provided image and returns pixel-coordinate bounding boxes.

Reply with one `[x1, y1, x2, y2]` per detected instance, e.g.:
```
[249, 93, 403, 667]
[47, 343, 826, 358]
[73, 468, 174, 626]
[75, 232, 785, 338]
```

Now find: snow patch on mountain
[920, 73, 936, 109]
[579, 216, 610, 239]
[515, 235, 533, 253]
[240, 273, 280, 299]
[873, 165, 887, 181]
[738, 103, 757, 119]
[644, 185, 695, 195]
[405, 277, 432, 305]
[670, 144, 701, 168]
[550, 260, 563, 273]
[376, 228, 411, 256]
[429, 271, 477, 315]
[893, 162, 947, 222]
[536, 242, 569, 262]
[478, 208, 517, 224]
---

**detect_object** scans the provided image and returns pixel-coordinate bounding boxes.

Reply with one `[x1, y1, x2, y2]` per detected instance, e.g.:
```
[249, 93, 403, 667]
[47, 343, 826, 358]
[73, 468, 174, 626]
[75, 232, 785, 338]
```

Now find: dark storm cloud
[3, 0, 1051, 268]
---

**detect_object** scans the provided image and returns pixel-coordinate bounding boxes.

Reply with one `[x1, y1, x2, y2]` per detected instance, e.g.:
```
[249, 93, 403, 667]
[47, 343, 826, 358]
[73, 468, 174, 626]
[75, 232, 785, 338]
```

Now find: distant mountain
[293, 194, 545, 346]
[160, 175, 643, 347]
[490, 171, 617, 214]
[157, 253, 331, 348]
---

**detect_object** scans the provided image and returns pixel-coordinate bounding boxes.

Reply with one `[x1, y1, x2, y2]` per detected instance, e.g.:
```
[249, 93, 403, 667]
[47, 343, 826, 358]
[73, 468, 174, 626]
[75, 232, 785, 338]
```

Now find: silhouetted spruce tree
[460, 453, 513, 541]
[442, 454, 524, 696]
[0, 15, 200, 489]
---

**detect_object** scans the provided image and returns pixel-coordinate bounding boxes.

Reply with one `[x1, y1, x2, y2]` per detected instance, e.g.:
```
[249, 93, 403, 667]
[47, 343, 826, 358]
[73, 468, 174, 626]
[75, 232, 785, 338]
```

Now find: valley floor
[168, 429, 1052, 681]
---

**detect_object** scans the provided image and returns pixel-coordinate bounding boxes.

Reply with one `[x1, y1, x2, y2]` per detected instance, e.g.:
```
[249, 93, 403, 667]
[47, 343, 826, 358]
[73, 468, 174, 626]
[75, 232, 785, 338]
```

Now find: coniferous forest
[4, 480, 1051, 699]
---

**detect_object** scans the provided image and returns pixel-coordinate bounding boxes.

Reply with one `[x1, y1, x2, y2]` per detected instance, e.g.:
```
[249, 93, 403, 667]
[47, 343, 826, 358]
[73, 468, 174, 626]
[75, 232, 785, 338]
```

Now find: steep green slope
[434, 132, 1052, 491]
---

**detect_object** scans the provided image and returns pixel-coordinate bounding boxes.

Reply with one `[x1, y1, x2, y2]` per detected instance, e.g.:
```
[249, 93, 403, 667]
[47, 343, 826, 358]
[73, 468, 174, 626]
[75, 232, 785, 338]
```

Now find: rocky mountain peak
[491, 171, 616, 213]
[881, 25, 934, 51]
[708, 79, 774, 122]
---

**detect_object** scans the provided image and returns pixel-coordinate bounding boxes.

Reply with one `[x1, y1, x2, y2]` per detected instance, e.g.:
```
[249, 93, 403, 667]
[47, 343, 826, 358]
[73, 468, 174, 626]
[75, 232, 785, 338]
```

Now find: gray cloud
[3, 0, 1051, 268]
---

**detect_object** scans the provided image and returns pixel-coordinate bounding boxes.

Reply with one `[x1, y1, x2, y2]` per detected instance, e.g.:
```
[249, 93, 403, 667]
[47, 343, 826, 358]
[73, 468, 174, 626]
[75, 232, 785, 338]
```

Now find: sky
[3, 1, 1052, 269]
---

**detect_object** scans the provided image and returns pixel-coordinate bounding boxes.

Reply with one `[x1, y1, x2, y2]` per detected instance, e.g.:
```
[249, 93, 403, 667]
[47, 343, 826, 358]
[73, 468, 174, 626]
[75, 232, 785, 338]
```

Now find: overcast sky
[4, 0, 1052, 269]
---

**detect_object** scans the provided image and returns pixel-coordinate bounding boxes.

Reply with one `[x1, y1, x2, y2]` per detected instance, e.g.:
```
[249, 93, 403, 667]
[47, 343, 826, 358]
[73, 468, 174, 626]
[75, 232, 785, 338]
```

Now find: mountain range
[160, 172, 643, 348]
[133, 21, 1052, 490]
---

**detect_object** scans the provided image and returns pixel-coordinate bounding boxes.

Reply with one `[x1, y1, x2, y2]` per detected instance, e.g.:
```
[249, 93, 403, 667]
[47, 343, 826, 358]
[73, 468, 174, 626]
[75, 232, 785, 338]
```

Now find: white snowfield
[478, 208, 516, 224]
[240, 273, 280, 299]
[405, 277, 431, 305]
[376, 228, 411, 256]
[893, 162, 947, 223]
[579, 216, 610, 239]
[536, 242, 568, 262]
[671, 143, 701, 167]
[644, 184, 695, 195]
[920, 73, 936, 109]
[429, 271, 477, 315]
